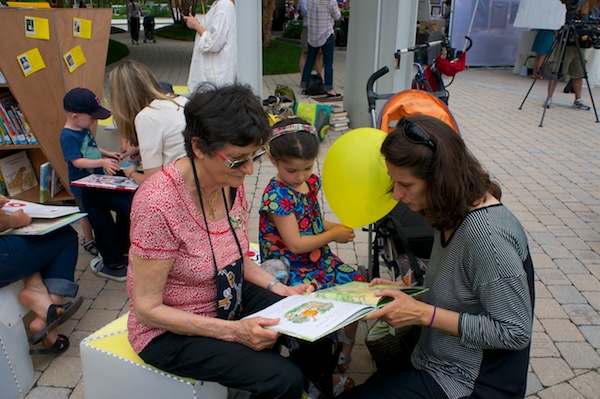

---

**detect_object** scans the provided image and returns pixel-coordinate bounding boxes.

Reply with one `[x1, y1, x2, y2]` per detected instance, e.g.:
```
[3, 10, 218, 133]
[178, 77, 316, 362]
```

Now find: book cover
[6, 108, 27, 144]
[245, 282, 428, 342]
[0, 172, 8, 196]
[71, 174, 138, 192]
[14, 107, 37, 144]
[51, 167, 64, 197]
[0, 151, 38, 196]
[39, 161, 51, 202]
[0, 104, 18, 144]
[0, 212, 86, 236]
[3, 198, 80, 218]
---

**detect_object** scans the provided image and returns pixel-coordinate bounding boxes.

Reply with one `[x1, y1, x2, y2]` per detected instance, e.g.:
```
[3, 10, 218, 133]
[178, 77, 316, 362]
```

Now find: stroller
[365, 66, 460, 283]
[143, 15, 157, 43]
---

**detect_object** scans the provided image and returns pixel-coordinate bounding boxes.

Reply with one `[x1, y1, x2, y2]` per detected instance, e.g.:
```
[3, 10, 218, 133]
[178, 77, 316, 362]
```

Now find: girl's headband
[270, 123, 319, 142]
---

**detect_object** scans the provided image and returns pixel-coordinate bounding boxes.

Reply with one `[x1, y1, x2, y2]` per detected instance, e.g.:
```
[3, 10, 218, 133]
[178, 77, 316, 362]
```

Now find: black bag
[365, 321, 421, 374]
[372, 202, 434, 285]
[306, 74, 325, 96]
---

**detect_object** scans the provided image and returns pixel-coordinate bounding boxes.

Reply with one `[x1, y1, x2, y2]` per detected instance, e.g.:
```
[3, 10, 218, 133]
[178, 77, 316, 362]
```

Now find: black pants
[139, 283, 336, 399]
[337, 369, 448, 399]
[129, 17, 140, 42]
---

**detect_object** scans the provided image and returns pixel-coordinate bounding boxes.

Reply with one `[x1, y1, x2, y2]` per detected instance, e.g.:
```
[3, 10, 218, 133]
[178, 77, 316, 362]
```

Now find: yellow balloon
[323, 128, 398, 228]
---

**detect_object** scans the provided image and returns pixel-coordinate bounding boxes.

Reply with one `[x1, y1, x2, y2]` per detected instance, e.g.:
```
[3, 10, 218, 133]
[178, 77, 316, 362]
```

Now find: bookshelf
[0, 7, 111, 203]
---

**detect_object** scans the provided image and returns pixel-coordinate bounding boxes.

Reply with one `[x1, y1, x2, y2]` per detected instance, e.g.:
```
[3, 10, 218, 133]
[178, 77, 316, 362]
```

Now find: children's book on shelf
[245, 282, 428, 342]
[0, 212, 86, 236]
[3, 198, 80, 218]
[51, 167, 64, 197]
[71, 174, 139, 192]
[0, 151, 38, 196]
[0, 172, 8, 196]
[39, 161, 51, 202]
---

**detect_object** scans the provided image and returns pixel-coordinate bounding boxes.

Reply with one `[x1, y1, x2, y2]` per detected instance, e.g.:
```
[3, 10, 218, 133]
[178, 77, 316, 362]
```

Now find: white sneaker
[90, 257, 127, 282]
[544, 98, 552, 108]
[574, 99, 591, 110]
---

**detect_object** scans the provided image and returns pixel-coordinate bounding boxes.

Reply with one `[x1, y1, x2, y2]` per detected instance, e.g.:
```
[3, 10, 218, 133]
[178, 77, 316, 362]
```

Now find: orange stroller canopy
[377, 89, 459, 134]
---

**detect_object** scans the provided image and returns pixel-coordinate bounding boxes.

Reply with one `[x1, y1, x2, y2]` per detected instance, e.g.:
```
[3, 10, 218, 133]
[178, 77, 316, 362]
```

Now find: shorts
[562, 45, 584, 79]
[301, 26, 308, 52]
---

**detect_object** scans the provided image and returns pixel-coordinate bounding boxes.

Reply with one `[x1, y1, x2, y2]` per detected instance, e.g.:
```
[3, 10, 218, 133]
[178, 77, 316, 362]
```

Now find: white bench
[80, 313, 229, 399]
[0, 280, 34, 399]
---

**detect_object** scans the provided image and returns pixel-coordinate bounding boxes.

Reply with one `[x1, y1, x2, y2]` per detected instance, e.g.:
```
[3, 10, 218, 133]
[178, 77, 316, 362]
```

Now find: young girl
[259, 118, 364, 393]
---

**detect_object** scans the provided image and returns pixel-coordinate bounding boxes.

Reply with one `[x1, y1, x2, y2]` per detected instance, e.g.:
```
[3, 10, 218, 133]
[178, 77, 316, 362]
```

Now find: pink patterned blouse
[126, 161, 250, 354]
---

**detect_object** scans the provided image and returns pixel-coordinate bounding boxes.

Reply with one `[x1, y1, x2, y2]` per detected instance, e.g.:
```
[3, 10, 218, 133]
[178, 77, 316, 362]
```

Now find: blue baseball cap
[63, 87, 111, 120]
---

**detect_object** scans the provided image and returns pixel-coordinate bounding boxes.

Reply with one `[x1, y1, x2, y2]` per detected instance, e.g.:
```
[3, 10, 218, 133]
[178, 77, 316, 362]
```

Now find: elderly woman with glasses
[126, 84, 335, 398]
[340, 115, 535, 399]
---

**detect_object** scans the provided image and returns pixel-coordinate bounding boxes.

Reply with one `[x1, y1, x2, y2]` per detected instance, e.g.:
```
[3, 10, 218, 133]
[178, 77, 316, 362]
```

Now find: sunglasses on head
[397, 117, 436, 152]
[215, 147, 267, 169]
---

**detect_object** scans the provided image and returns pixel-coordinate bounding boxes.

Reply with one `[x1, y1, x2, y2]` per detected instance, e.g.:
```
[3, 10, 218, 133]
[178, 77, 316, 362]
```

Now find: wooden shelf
[13, 184, 72, 203]
[0, 8, 111, 203]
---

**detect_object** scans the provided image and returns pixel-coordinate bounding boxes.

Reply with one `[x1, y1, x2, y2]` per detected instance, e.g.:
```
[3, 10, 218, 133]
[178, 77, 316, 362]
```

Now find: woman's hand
[330, 224, 355, 243]
[233, 317, 281, 351]
[0, 195, 9, 208]
[364, 289, 426, 329]
[183, 15, 205, 35]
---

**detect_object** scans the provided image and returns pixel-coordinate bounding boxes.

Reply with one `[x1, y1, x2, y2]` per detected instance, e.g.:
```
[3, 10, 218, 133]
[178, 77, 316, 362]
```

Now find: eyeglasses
[215, 147, 267, 169]
[398, 117, 436, 152]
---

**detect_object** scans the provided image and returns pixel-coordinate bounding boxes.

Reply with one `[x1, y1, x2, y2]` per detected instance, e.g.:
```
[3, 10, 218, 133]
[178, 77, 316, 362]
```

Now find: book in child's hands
[3, 199, 80, 218]
[0, 212, 86, 236]
[71, 174, 139, 192]
[245, 282, 428, 342]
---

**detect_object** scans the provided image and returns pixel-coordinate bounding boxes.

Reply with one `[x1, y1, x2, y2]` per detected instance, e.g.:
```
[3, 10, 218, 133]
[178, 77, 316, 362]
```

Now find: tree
[262, 0, 275, 47]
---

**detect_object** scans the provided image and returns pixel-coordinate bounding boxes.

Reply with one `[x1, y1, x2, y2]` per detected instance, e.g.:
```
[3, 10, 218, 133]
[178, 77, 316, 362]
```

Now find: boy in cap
[60, 87, 132, 281]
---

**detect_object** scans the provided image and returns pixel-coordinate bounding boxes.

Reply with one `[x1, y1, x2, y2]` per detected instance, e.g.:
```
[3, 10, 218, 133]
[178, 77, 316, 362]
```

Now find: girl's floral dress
[259, 174, 365, 289]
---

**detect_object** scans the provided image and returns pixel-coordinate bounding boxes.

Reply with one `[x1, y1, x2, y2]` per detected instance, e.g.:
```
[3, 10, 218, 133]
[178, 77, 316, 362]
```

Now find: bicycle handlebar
[366, 66, 390, 112]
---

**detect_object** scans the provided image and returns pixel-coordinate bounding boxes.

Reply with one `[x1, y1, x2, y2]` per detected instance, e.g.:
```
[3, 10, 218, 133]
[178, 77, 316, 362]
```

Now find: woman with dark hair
[127, 85, 335, 398]
[339, 115, 534, 399]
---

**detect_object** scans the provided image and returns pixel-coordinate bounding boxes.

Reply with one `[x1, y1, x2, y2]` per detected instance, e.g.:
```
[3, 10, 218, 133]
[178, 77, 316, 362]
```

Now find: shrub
[282, 18, 302, 40]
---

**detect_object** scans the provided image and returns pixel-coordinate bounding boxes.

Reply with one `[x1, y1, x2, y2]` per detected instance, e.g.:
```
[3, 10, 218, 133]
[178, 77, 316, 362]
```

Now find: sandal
[332, 374, 355, 397]
[81, 238, 99, 256]
[337, 329, 355, 372]
[30, 334, 69, 355]
[29, 297, 83, 345]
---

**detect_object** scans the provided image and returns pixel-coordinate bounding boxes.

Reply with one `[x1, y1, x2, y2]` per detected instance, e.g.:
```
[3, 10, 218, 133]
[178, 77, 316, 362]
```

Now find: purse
[365, 320, 421, 374]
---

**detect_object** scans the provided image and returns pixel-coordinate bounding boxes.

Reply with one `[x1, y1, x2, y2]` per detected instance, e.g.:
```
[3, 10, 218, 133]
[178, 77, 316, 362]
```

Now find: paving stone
[582, 291, 600, 312]
[526, 372, 543, 397]
[554, 258, 591, 274]
[537, 382, 585, 399]
[556, 342, 600, 369]
[69, 380, 85, 399]
[539, 319, 585, 342]
[547, 285, 588, 304]
[563, 304, 600, 325]
[569, 371, 600, 399]
[23, 387, 72, 399]
[530, 357, 575, 387]
[580, 326, 600, 349]
[89, 287, 129, 310]
[568, 274, 600, 291]
[530, 332, 560, 358]
[76, 308, 121, 332]
[536, 269, 572, 286]
[534, 298, 569, 319]
[37, 356, 82, 388]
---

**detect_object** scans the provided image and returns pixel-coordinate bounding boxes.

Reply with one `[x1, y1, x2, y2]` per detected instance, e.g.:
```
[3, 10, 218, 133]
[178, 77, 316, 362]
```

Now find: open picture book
[246, 282, 428, 342]
[0, 212, 86, 235]
[3, 199, 80, 218]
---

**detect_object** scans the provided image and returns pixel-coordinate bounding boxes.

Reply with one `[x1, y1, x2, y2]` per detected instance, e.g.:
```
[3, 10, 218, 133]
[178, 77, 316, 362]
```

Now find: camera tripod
[519, 24, 599, 127]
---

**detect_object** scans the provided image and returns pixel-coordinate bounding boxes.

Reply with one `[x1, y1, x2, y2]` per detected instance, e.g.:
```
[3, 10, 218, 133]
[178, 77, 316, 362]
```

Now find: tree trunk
[262, 0, 275, 47]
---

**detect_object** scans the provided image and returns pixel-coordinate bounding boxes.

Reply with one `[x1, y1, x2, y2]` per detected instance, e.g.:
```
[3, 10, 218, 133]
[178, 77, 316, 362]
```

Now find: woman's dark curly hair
[381, 114, 501, 231]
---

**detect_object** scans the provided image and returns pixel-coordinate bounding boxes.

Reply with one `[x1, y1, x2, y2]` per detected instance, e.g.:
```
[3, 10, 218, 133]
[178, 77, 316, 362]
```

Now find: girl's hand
[330, 225, 355, 243]
[233, 317, 281, 351]
[364, 289, 425, 329]
[105, 151, 122, 161]
[369, 277, 404, 287]
[281, 283, 314, 296]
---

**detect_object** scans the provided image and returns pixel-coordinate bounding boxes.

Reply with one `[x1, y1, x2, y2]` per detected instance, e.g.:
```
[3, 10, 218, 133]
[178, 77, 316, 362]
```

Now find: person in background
[298, 0, 323, 83]
[60, 87, 133, 282]
[259, 118, 363, 395]
[300, 0, 342, 97]
[183, 0, 237, 93]
[339, 115, 534, 399]
[0, 195, 82, 355]
[127, 0, 142, 45]
[109, 60, 188, 186]
[531, 29, 554, 79]
[127, 84, 336, 398]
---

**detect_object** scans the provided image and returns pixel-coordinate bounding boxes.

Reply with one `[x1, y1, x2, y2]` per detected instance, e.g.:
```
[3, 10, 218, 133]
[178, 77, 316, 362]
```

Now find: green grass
[263, 40, 301, 75]
[155, 23, 196, 41]
[106, 39, 129, 65]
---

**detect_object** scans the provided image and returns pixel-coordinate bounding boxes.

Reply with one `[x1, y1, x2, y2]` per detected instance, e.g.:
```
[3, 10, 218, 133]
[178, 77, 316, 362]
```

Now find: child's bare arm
[72, 157, 120, 175]
[272, 213, 355, 255]
[99, 148, 122, 161]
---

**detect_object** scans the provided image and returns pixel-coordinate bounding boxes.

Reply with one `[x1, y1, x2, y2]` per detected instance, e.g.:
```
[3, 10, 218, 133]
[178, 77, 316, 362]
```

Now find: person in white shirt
[183, 0, 237, 93]
[108, 60, 188, 185]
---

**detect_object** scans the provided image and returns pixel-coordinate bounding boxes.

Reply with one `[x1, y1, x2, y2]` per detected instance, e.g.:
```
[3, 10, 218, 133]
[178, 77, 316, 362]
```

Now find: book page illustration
[284, 301, 334, 323]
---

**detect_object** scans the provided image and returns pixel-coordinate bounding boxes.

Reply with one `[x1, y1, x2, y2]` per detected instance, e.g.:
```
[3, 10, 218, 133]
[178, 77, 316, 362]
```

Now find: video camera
[561, 0, 600, 49]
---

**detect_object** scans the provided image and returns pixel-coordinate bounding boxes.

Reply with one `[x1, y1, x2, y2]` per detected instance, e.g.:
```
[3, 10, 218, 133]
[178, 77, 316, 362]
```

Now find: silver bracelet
[266, 278, 280, 292]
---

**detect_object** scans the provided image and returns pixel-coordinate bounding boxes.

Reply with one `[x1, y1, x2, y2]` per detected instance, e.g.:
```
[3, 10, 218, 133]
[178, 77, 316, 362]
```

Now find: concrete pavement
[21, 31, 600, 399]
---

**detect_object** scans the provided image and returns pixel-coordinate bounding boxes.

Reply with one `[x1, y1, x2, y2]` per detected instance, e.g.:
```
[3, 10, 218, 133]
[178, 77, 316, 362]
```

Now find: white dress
[187, 0, 237, 93]
[585, 48, 600, 88]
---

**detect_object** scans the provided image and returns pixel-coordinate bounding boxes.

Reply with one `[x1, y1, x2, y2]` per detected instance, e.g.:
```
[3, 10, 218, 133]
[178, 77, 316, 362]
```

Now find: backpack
[274, 84, 296, 107]
[306, 74, 325, 96]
